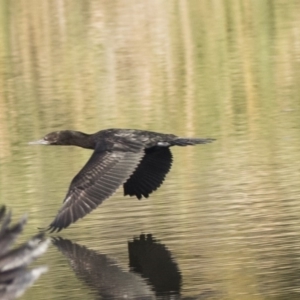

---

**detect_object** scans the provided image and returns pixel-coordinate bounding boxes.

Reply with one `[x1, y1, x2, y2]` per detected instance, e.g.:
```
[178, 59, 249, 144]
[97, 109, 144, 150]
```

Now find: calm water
[1, 1, 300, 299]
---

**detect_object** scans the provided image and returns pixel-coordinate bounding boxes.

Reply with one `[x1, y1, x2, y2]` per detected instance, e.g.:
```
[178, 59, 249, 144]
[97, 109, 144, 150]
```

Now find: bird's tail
[172, 137, 215, 146]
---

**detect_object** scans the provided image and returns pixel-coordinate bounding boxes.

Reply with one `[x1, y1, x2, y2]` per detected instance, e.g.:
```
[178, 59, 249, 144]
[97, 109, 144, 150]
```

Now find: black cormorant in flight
[30, 129, 214, 232]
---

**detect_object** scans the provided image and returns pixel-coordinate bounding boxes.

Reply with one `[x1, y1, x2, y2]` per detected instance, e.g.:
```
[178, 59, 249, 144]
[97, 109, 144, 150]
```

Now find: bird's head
[29, 130, 87, 146]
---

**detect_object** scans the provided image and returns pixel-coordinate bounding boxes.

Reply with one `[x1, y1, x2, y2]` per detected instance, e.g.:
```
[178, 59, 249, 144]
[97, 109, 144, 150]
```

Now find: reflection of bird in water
[0, 206, 49, 300]
[129, 235, 219, 300]
[128, 234, 181, 297]
[53, 234, 182, 299]
[29, 128, 214, 232]
[52, 237, 155, 299]
[53, 235, 218, 300]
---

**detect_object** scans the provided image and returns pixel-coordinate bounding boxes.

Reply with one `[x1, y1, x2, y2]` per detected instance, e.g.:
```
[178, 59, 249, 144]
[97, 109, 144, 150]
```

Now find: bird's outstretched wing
[48, 140, 144, 232]
[123, 147, 173, 199]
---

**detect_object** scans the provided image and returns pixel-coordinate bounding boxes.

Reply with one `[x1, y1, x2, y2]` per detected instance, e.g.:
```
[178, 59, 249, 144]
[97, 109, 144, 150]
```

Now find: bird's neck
[70, 131, 96, 149]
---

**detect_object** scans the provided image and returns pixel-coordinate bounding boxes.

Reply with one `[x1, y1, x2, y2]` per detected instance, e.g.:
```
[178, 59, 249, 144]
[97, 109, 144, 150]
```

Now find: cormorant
[29, 129, 214, 232]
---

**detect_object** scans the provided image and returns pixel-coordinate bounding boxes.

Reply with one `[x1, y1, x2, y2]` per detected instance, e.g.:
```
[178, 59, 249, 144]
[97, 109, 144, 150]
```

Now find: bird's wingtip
[40, 223, 61, 234]
[50, 221, 66, 233]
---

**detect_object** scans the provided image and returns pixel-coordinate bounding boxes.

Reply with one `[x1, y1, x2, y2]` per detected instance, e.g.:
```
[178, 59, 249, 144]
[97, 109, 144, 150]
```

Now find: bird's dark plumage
[124, 147, 173, 199]
[29, 128, 215, 232]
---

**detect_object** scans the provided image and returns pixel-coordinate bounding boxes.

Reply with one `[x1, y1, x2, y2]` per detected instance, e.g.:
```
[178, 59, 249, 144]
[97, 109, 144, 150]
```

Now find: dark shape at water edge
[128, 234, 181, 297]
[29, 128, 215, 232]
[0, 206, 50, 300]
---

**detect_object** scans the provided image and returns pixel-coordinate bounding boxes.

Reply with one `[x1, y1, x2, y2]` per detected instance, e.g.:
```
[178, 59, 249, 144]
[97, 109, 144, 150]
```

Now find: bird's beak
[28, 139, 50, 145]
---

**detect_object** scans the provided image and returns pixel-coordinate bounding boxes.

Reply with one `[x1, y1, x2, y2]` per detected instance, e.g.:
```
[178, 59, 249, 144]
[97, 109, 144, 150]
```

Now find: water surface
[1, 1, 300, 299]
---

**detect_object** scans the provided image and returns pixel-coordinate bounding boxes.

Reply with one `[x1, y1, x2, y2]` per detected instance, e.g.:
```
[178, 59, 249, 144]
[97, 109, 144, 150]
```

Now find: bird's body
[30, 128, 214, 232]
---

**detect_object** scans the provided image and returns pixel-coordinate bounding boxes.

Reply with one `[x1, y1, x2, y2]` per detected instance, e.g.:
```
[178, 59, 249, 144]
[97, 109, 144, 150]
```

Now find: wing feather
[48, 144, 144, 232]
[123, 147, 173, 199]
